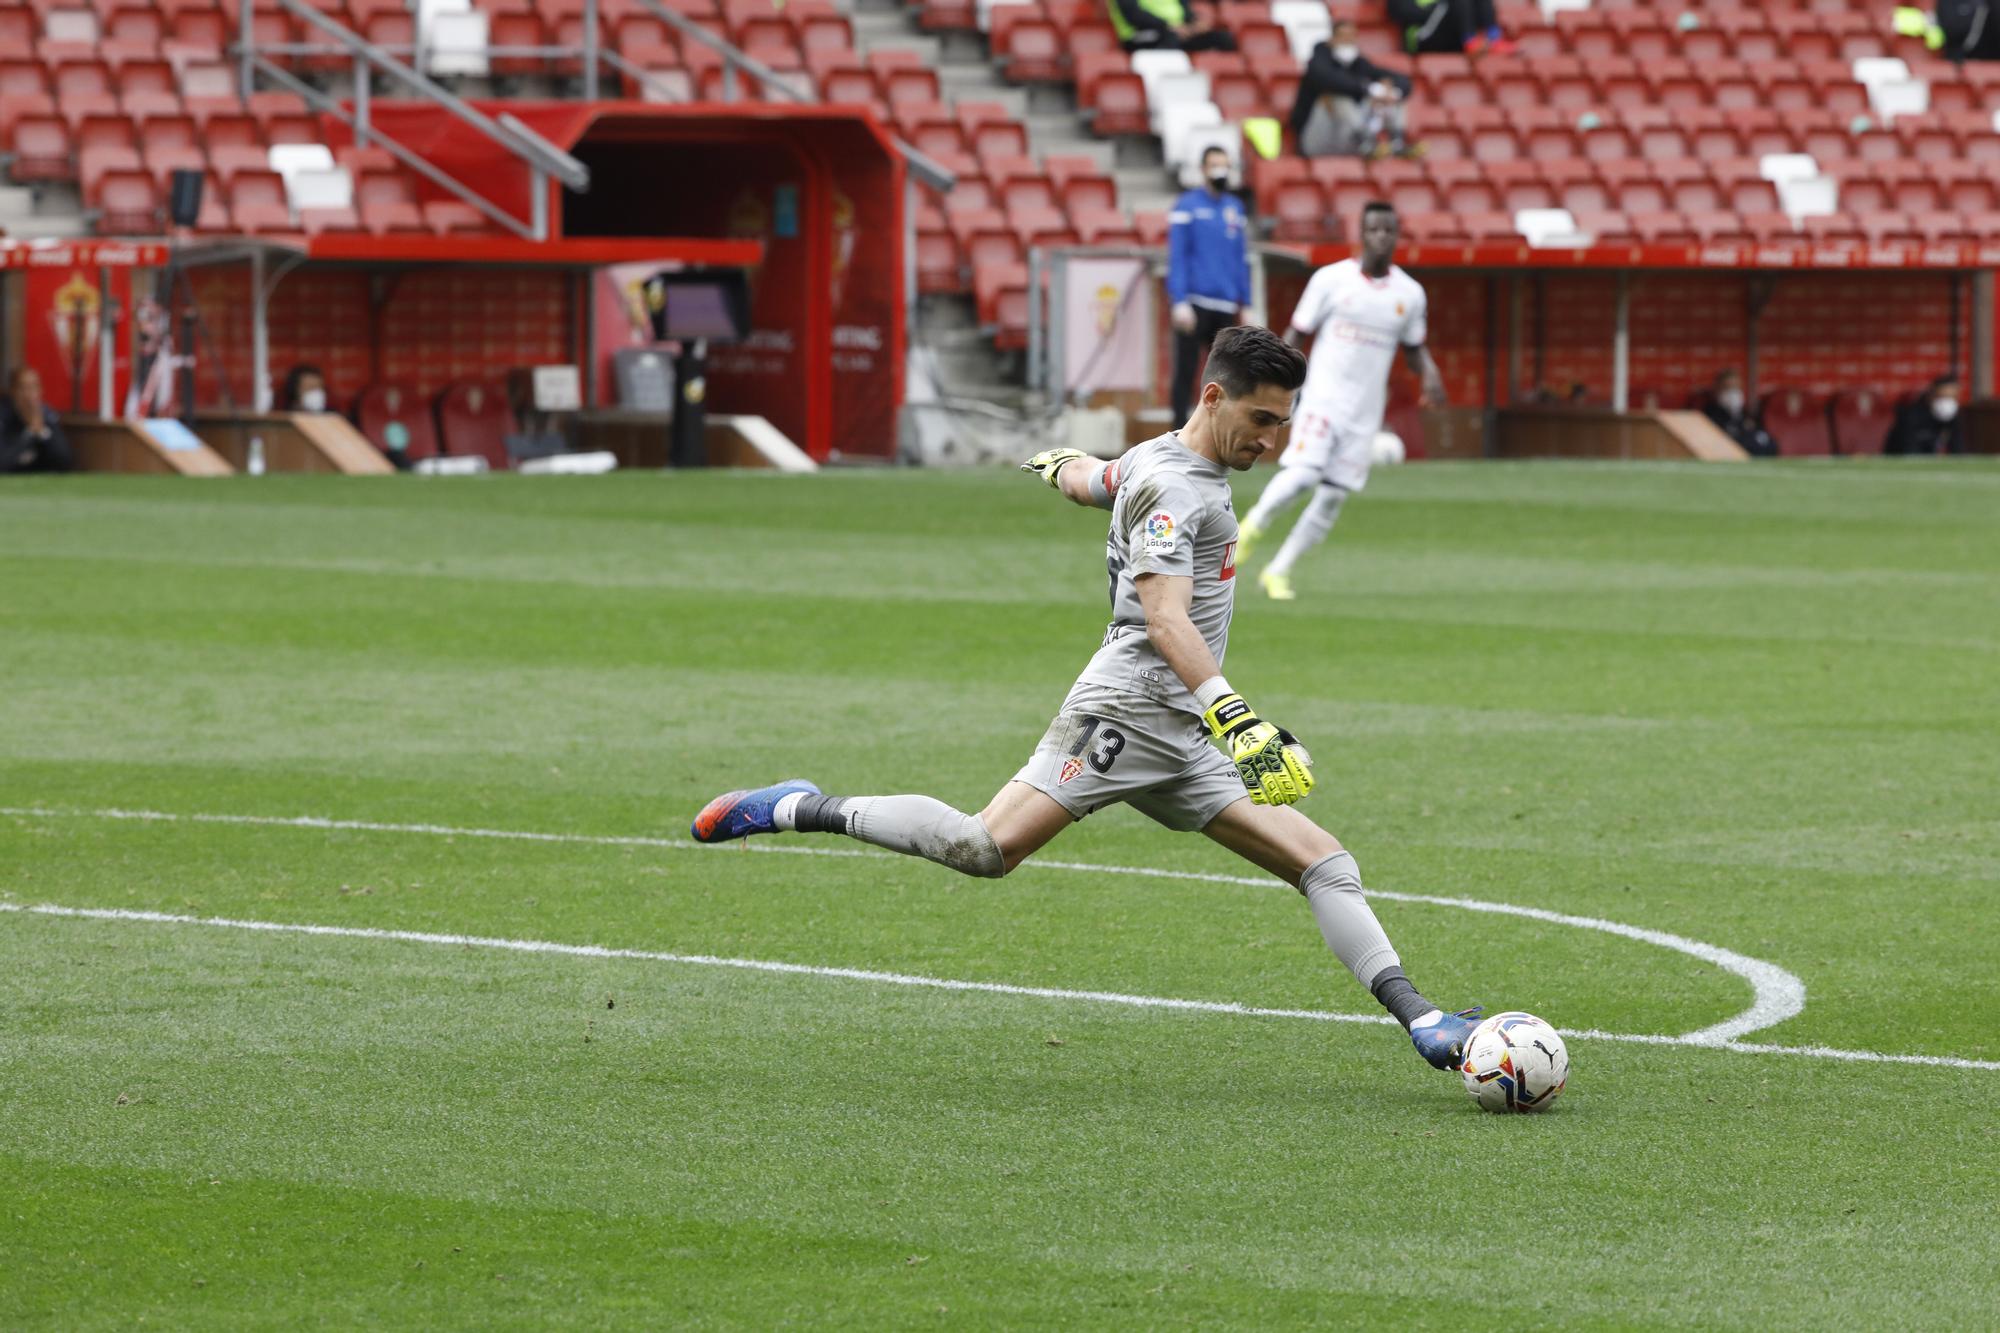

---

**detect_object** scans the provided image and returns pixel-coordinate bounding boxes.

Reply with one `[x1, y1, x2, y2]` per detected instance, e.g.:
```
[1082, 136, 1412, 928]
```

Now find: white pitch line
[0, 901, 1394, 1026]
[3, 901, 1996, 1073]
[0, 804, 1807, 1045]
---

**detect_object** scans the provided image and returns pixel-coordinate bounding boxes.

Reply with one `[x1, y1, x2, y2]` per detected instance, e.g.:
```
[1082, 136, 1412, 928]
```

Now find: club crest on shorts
[1057, 755, 1085, 785]
[1143, 511, 1176, 553]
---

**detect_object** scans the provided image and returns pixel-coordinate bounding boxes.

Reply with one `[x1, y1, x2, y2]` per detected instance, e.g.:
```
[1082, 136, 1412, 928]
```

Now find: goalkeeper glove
[1020, 448, 1089, 489]
[1202, 692, 1315, 806]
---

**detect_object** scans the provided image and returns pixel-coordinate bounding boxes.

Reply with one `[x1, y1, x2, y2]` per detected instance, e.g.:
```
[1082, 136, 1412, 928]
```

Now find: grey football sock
[1265, 482, 1347, 577]
[794, 793, 1006, 878]
[1244, 465, 1318, 531]
[1368, 965, 1436, 1032]
[1299, 850, 1400, 992]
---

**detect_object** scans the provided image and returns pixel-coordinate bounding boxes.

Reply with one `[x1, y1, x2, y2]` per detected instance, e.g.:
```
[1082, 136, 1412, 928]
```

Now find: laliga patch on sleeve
[1142, 510, 1178, 554]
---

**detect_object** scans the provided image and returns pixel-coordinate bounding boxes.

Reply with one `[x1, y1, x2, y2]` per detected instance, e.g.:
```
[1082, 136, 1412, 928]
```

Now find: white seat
[1273, 0, 1330, 61]
[1145, 69, 1211, 125]
[426, 11, 490, 76]
[1867, 79, 1929, 121]
[1175, 124, 1240, 188]
[1851, 56, 1911, 86]
[1131, 49, 1193, 102]
[285, 167, 355, 221]
[1514, 207, 1584, 247]
[1538, 0, 1590, 19]
[1776, 176, 1839, 218]
[1158, 101, 1223, 170]
[1758, 152, 1820, 184]
[268, 143, 336, 181]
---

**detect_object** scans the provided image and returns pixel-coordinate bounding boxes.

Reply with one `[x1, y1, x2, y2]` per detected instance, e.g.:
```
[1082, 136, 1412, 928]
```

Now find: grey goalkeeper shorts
[1011, 681, 1249, 832]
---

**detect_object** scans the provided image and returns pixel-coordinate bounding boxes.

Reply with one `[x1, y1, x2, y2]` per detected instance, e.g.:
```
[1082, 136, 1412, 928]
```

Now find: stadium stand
[1, 0, 1994, 449]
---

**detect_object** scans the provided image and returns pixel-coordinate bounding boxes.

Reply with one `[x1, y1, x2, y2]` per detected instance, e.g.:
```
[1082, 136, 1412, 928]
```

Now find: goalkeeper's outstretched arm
[1137, 572, 1316, 807]
[1020, 449, 1120, 510]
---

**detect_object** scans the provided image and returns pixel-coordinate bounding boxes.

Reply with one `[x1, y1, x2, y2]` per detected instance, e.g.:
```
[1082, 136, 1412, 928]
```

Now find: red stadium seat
[298, 205, 367, 237]
[1072, 208, 1139, 245]
[970, 118, 1029, 161]
[991, 9, 1063, 83]
[423, 199, 493, 234]
[91, 168, 159, 233]
[1271, 178, 1328, 242]
[227, 169, 292, 231]
[1132, 209, 1168, 245]
[355, 170, 428, 234]
[916, 224, 963, 293]
[435, 382, 515, 468]
[1060, 173, 1118, 217]
[353, 383, 440, 461]
[1088, 71, 1148, 137]
[1828, 387, 1890, 456]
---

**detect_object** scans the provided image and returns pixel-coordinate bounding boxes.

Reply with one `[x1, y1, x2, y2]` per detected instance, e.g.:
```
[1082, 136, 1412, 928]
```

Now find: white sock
[1266, 482, 1347, 577]
[1409, 1008, 1444, 1028]
[1244, 466, 1318, 531]
[772, 791, 806, 831]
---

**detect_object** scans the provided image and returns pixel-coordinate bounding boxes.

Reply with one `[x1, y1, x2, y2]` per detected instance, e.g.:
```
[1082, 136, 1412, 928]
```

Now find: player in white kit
[690, 326, 1482, 1079]
[1238, 201, 1447, 601]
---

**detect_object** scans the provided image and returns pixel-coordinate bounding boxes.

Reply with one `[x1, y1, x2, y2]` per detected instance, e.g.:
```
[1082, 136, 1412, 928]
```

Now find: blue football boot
[691, 779, 821, 843]
[1411, 1006, 1484, 1071]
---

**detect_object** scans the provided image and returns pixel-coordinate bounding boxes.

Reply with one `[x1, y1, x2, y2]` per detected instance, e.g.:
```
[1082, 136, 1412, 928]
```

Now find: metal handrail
[256, 0, 589, 193]
[244, 54, 542, 239]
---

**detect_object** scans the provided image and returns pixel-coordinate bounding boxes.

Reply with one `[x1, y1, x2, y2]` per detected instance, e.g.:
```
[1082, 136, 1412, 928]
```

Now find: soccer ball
[1460, 1012, 1569, 1113]
[1369, 430, 1406, 466]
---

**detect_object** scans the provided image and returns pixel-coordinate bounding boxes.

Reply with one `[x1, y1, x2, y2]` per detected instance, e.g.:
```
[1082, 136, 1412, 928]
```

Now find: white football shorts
[1278, 399, 1378, 493]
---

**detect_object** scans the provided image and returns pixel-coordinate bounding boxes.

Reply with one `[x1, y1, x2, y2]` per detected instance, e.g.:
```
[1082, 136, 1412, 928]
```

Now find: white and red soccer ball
[1460, 1011, 1569, 1112]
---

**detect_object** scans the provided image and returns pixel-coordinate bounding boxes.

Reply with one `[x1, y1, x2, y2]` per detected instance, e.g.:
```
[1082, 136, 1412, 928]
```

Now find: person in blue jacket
[1167, 147, 1251, 424]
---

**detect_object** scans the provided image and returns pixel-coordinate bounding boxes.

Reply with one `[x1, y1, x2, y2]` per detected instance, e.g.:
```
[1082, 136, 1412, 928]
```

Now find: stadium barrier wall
[193, 412, 396, 475]
[64, 418, 233, 476]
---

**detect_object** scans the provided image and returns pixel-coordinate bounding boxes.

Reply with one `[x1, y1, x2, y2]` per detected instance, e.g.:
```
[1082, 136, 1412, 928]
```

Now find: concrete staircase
[848, 0, 1178, 405]
[0, 183, 90, 240]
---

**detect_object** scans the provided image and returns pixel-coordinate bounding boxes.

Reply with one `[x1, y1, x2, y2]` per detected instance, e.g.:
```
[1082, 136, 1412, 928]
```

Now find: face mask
[1717, 389, 1744, 415]
[300, 388, 327, 412]
[1332, 44, 1360, 63]
[1933, 397, 1959, 422]
[1207, 170, 1230, 189]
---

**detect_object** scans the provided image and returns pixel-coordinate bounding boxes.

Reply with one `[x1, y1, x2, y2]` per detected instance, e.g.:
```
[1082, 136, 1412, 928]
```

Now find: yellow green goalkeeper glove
[1020, 448, 1089, 489]
[1202, 693, 1315, 806]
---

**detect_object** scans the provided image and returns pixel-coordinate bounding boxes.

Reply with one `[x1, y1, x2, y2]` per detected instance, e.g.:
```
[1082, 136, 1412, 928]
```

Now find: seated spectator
[280, 362, 421, 470]
[0, 367, 76, 475]
[1883, 374, 1964, 455]
[1388, 0, 1515, 54]
[1894, 5, 2000, 62]
[1292, 21, 1418, 159]
[1108, 0, 1237, 53]
[280, 363, 331, 413]
[1703, 370, 1778, 457]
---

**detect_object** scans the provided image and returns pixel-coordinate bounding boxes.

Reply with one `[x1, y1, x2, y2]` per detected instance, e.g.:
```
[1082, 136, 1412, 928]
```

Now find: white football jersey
[1288, 259, 1427, 437]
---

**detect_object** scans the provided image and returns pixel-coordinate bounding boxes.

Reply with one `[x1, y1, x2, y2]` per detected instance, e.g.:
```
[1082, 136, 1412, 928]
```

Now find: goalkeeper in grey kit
[692, 326, 1480, 1073]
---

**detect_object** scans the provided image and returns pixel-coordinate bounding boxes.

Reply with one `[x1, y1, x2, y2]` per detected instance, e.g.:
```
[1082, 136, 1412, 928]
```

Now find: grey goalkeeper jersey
[1073, 432, 1240, 716]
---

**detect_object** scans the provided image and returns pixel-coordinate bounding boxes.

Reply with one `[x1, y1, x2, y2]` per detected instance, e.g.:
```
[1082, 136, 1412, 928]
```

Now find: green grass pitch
[3, 460, 1998, 1328]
